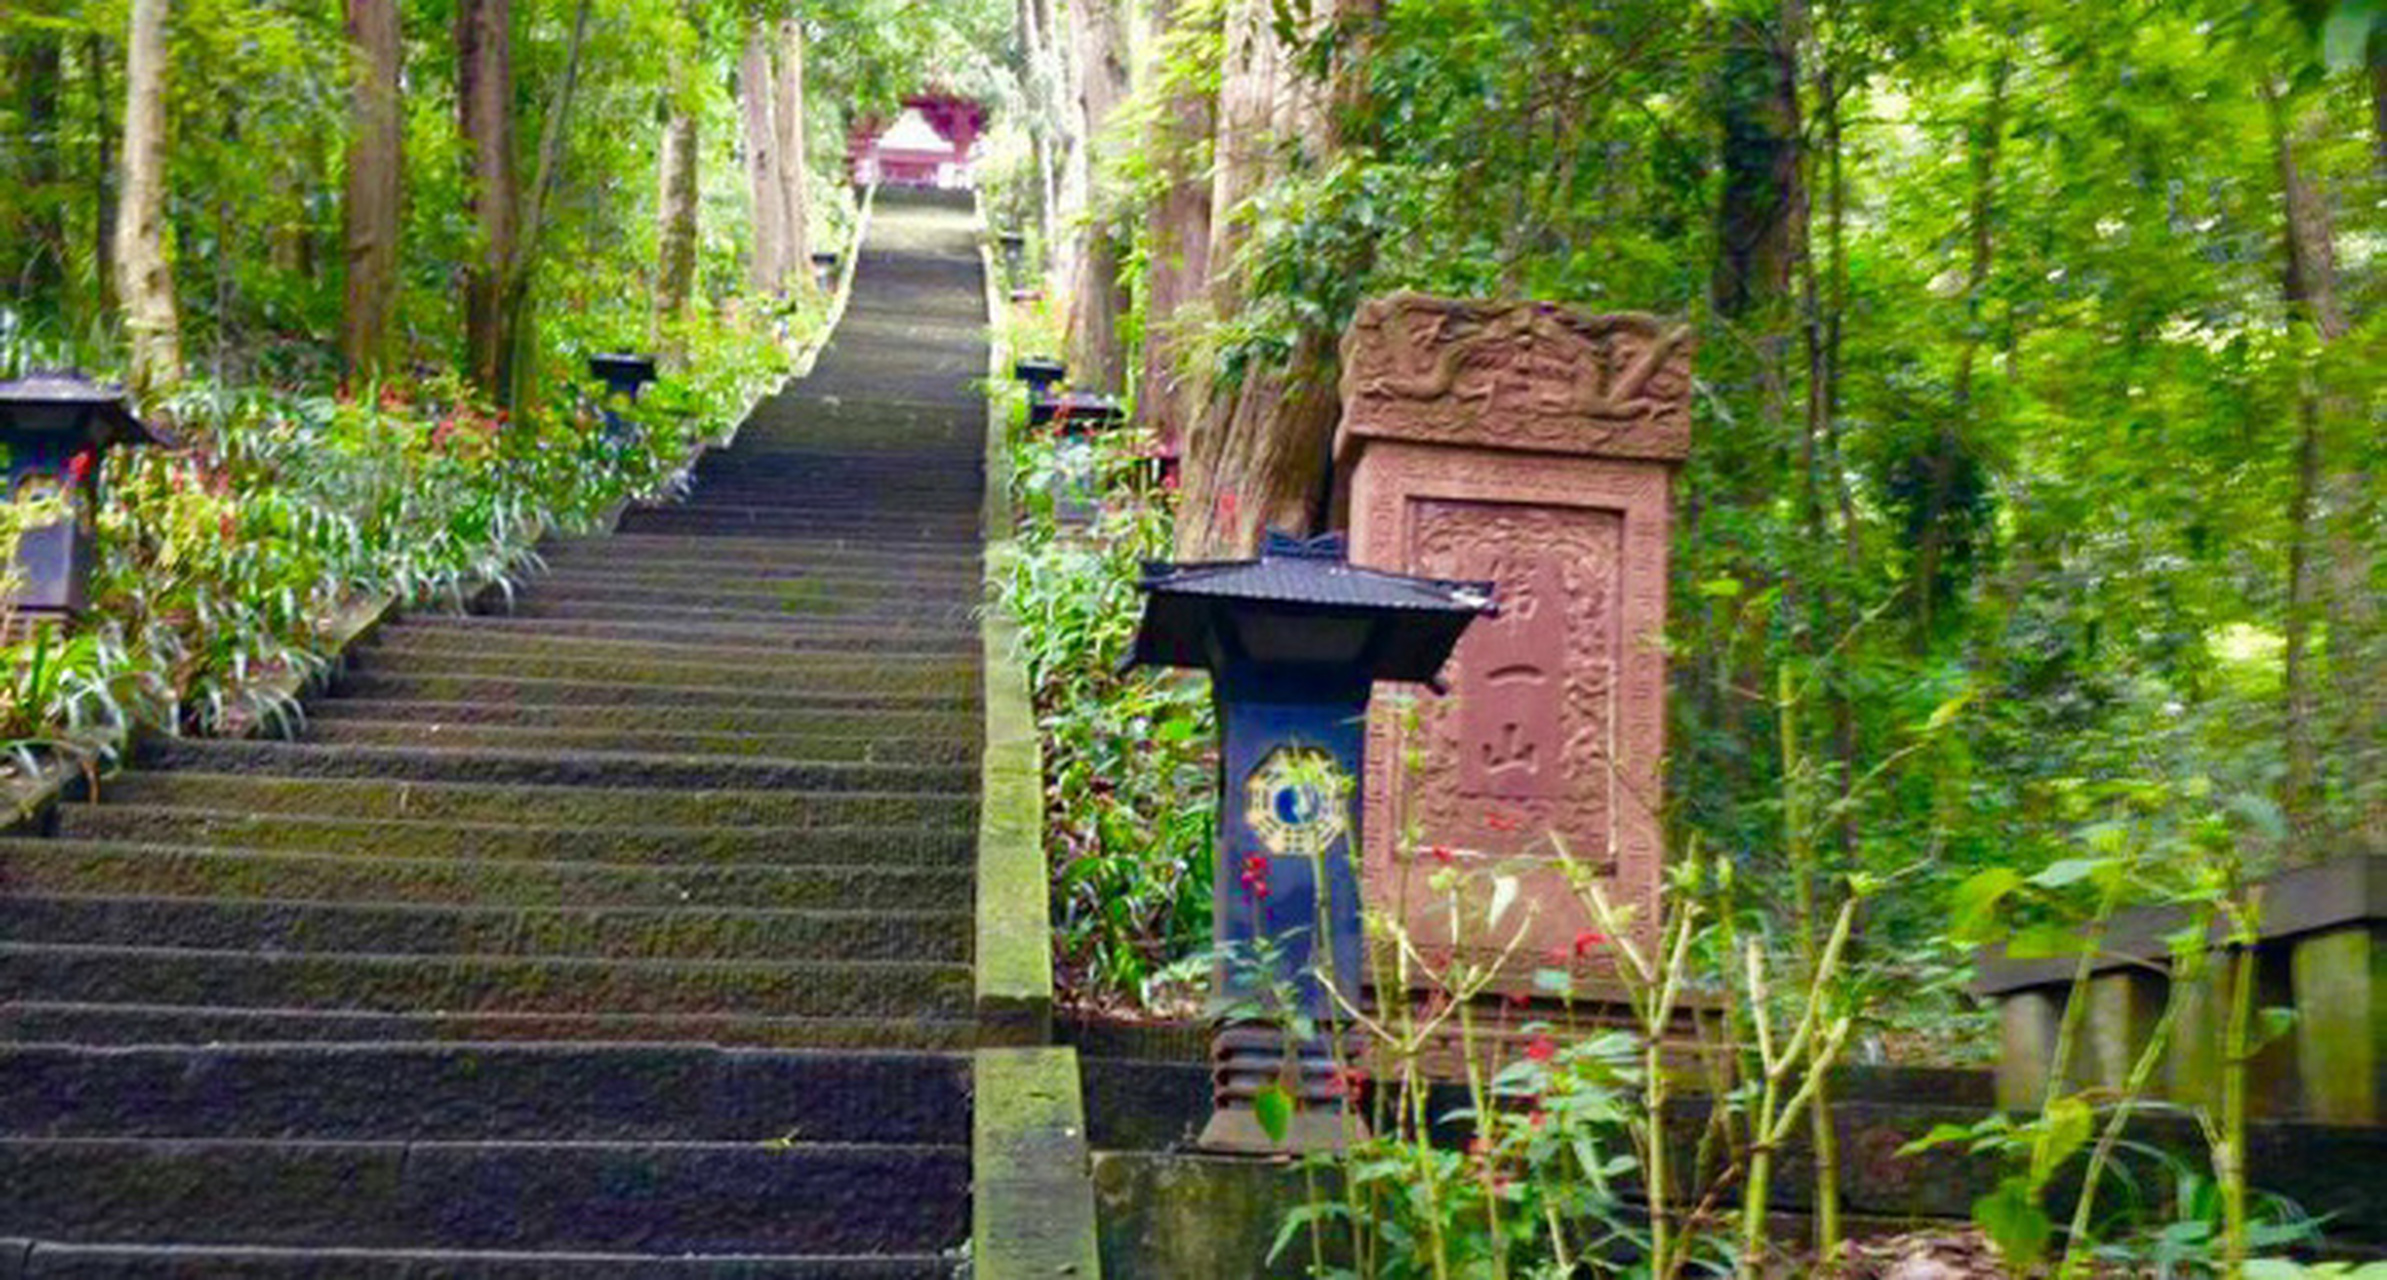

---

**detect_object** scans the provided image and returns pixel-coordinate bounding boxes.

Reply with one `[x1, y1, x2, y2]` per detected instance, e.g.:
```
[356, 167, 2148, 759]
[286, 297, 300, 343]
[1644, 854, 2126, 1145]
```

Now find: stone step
[365, 624, 980, 672]
[131, 741, 974, 796]
[0, 1002, 979, 1050]
[329, 670, 976, 712]
[491, 596, 975, 628]
[299, 719, 976, 765]
[526, 563, 982, 597]
[0, 942, 973, 1020]
[295, 699, 979, 739]
[0, 896, 969, 963]
[350, 645, 980, 694]
[0, 1243, 955, 1277]
[518, 557, 982, 590]
[0, 840, 971, 910]
[0, 1043, 970, 1144]
[0, 1138, 967, 1255]
[90, 773, 969, 829]
[610, 512, 979, 543]
[379, 615, 978, 654]
[537, 534, 981, 571]
[52, 807, 974, 866]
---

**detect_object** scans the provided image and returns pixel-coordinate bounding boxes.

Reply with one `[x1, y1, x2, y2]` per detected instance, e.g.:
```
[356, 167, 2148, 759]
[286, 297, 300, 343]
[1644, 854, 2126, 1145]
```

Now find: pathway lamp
[997, 231, 1027, 287]
[1130, 531, 1494, 1153]
[1013, 357, 1066, 403]
[0, 370, 162, 621]
[810, 251, 841, 295]
[586, 353, 659, 445]
[1038, 391, 1125, 436]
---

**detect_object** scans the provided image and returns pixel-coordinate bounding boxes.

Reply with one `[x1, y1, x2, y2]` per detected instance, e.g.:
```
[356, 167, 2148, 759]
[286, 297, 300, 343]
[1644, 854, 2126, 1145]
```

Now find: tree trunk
[1012, 0, 1055, 274]
[775, 15, 811, 294]
[739, 24, 784, 293]
[1173, 0, 1285, 556]
[1912, 48, 2004, 649]
[654, 35, 700, 330]
[7, 15, 68, 311]
[2268, 83, 2371, 851]
[456, 0, 516, 400]
[1138, 0, 1213, 470]
[1062, 0, 1131, 391]
[497, 0, 591, 410]
[1710, 2, 1804, 322]
[341, 0, 402, 380]
[114, 0, 179, 395]
[1177, 0, 1373, 558]
[89, 32, 117, 321]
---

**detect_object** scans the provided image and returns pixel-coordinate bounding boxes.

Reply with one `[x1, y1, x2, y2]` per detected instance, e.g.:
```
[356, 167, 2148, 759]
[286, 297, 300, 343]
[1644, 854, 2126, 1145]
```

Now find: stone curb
[972, 211, 1052, 1047]
[973, 1046, 1102, 1280]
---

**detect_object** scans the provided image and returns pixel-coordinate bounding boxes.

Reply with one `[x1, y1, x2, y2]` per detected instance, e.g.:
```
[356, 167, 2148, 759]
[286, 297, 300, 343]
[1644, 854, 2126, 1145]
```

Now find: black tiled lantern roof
[0, 370, 162, 446]
[1131, 530, 1495, 684]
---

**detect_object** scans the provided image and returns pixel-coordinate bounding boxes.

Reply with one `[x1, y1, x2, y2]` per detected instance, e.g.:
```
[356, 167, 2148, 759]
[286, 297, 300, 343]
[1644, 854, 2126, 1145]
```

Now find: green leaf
[1487, 875, 1519, 932]
[1951, 867, 2023, 942]
[2006, 923, 2089, 960]
[1253, 1084, 1294, 1145]
[1695, 577, 1743, 598]
[1973, 1177, 2053, 1268]
[2245, 1261, 2314, 1280]
[2030, 857, 2114, 889]
[1897, 1120, 1986, 1157]
[2029, 1095, 2093, 1188]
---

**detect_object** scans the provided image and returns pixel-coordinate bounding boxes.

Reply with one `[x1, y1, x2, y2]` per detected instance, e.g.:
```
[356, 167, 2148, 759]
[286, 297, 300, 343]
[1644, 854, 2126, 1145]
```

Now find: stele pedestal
[1336, 294, 1693, 977]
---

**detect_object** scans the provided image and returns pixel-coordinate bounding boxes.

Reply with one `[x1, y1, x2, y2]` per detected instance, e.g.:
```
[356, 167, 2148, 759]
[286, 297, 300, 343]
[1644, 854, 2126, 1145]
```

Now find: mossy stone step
[331, 670, 976, 712]
[540, 534, 981, 569]
[0, 1001, 978, 1050]
[0, 840, 971, 910]
[0, 1243, 957, 1277]
[380, 616, 978, 654]
[500, 577, 977, 616]
[92, 772, 968, 828]
[0, 1139, 968, 1255]
[520, 559, 982, 590]
[133, 741, 974, 796]
[299, 720, 977, 765]
[492, 597, 975, 629]
[366, 623, 981, 669]
[0, 1044, 971, 1144]
[295, 699, 980, 739]
[0, 896, 969, 963]
[351, 647, 980, 695]
[0, 942, 974, 1020]
[527, 565, 982, 600]
[610, 513, 979, 542]
[52, 807, 974, 866]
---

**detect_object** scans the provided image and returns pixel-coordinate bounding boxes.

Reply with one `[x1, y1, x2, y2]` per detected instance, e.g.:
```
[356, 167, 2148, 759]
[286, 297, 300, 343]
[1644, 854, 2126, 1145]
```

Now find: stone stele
[1336, 293, 1692, 975]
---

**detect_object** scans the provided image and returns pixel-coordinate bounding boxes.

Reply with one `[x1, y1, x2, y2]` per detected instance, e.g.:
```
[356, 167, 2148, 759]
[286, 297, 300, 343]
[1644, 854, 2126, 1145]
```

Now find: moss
[973, 1047, 1101, 1280]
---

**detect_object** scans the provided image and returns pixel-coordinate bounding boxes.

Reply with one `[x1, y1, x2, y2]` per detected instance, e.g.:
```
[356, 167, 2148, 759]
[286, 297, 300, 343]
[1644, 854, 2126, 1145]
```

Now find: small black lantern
[1013, 356, 1066, 402]
[997, 230, 1028, 286]
[810, 250, 841, 295]
[586, 353, 659, 446]
[1034, 391, 1126, 435]
[1132, 531, 1494, 1152]
[0, 370, 162, 620]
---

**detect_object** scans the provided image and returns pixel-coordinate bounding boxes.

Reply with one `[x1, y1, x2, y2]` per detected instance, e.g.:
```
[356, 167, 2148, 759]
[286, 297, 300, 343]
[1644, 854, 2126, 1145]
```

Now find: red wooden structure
[848, 94, 986, 189]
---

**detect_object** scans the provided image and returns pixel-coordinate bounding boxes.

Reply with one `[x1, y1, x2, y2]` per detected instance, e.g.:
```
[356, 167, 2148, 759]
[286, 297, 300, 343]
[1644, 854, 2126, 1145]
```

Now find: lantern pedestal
[0, 371, 162, 622]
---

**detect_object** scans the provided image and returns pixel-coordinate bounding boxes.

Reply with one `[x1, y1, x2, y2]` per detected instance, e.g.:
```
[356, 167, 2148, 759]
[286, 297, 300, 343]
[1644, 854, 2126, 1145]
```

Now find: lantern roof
[0, 370, 162, 447]
[1131, 530, 1495, 683]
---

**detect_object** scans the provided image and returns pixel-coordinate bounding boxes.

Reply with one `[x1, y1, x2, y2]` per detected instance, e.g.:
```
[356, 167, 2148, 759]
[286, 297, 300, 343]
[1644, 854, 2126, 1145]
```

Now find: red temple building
[848, 94, 986, 189]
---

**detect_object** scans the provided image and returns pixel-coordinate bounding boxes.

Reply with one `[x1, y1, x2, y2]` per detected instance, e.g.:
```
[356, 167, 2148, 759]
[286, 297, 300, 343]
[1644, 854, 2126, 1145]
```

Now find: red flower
[219, 512, 236, 540]
[1237, 853, 1271, 901]
[1161, 471, 1180, 492]
[1572, 929, 1607, 957]
[1529, 1109, 1548, 1130]
[1322, 1065, 1369, 1100]
[1525, 1035, 1557, 1063]
[1484, 811, 1523, 833]
[1426, 844, 1456, 866]
[63, 450, 93, 486]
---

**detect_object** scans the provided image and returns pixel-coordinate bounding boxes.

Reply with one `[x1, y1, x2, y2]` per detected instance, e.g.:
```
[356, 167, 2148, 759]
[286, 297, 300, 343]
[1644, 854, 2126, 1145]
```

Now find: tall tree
[114, 0, 180, 394]
[341, 0, 402, 380]
[6, 8, 68, 312]
[740, 22, 786, 293]
[1063, 0, 1131, 391]
[654, 16, 701, 330]
[1136, 0, 1213, 468]
[456, 0, 517, 398]
[775, 12, 812, 295]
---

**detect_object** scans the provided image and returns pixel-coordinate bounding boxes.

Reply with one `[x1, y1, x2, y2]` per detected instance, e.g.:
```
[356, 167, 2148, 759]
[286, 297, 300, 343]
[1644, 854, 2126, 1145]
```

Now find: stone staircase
[0, 189, 993, 1276]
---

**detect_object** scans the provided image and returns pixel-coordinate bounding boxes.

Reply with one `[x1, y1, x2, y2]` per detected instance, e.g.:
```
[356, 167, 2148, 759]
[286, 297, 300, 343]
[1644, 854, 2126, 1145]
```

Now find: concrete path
[0, 188, 991, 1276]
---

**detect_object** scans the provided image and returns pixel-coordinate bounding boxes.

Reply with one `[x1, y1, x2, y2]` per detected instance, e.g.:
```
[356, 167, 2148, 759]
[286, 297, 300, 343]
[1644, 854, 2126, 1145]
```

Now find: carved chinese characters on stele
[1337, 294, 1691, 977]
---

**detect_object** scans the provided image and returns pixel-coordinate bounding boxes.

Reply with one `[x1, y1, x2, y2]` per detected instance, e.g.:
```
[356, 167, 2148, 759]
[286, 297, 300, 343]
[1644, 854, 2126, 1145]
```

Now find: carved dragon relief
[1338, 295, 1694, 460]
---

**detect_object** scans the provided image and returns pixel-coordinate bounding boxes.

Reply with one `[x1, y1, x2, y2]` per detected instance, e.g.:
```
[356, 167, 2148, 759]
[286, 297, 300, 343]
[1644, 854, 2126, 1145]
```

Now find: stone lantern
[810, 251, 841, 295]
[1131, 530, 1494, 1152]
[0, 370, 162, 620]
[997, 231, 1028, 288]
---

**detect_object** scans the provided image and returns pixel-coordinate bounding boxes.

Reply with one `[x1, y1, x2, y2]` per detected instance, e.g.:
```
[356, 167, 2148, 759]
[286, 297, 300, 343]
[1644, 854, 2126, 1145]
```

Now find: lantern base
[1197, 1022, 1371, 1155]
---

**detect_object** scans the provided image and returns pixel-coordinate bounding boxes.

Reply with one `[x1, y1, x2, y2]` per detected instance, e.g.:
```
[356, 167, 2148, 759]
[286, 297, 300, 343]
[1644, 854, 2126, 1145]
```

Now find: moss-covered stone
[973, 1047, 1100, 1280]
